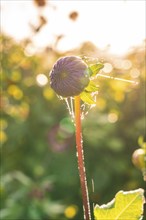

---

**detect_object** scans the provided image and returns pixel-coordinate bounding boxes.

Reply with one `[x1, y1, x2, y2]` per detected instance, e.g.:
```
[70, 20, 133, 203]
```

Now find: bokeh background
[1, 0, 145, 219]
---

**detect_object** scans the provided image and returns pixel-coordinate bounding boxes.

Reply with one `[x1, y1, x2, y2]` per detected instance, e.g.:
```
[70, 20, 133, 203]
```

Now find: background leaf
[94, 189, 145, 220]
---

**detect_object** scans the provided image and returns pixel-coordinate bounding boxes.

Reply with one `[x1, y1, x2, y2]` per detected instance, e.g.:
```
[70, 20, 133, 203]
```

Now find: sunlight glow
[130, 68, 140, 79]
[97, 74, 138, 85]
[36, 74, 48, 86]
[7, 85, 23, 100]
[103, 63, 113, 73]
[64, 205, 78, 219]
[108, 112, 118, 123]
[1, 0, 145, 55]
[24, 44, 38, 57]
[43, 87, 54, 100]
[122, 60, 132, 70]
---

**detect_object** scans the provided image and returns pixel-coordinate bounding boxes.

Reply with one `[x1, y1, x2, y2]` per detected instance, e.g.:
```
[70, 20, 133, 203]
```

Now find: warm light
[43, 87, 54, 100]
[5, 103, 29, 120]
[1, 1, 145, 55]
[36, 74, 48, 86]
[7, 85, 23, 100]
[64, 205, 78, 219]
[114, 59, 132, 70]
[108, 112, 118, 123]
[5, 106, 18, 118]
[114, 59, 123, 69]
[122, 60, 132, 70]
[96, 98, 106, 110]
[130, 68, 140, 78]
[103, 63, 113, 73]
[24, 44, 38, 57]
[114, 91, 125, 103]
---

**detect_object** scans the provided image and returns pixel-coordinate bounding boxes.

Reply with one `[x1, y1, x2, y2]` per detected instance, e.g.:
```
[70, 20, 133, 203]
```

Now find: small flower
[50, 56, 90, 97]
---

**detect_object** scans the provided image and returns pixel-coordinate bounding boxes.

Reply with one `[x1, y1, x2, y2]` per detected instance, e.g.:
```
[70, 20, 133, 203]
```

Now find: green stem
[74, 96, 91, 220]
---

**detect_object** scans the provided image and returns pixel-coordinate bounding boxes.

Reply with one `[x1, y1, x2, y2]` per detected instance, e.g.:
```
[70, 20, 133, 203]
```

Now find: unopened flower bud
[132, 148, 145, 170]
[50, 56, 90, 97]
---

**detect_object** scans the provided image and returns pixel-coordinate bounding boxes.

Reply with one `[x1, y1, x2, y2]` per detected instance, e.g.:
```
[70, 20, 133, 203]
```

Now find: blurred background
[0, 0, 145, 219]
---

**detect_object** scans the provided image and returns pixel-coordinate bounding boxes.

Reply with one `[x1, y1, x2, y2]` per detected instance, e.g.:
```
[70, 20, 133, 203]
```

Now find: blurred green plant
[0, 34, 145, 219]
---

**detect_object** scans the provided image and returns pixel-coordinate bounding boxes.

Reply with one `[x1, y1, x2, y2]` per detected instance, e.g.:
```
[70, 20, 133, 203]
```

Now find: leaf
[80, 91, 96, 105]
[85, 81, 99, 92]
[89, 63, 104, 77]
[94, 189, 145, 220]
[138, 136, 144, 148]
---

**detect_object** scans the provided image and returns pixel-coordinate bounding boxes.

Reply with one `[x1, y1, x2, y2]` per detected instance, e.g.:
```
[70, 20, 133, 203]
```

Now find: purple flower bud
[50, 56, 90, 97]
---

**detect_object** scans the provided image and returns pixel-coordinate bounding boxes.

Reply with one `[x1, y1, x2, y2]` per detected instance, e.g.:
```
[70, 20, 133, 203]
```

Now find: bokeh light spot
[60, 118, 75, 135]
[130, 68, 140, 78]
[103, 63, 113, 73]
[7, 85, 23, 100]
[96, 98, 106, 111]
[122, 59, 132, 70]
[64, 205, 78, 219]
[43, 87, 54, 100]
[114, 91, 125, 103]
[36, 74, 48, 86]
[24, 44, 38, 57]
[108, 112, 118, 123]
[5, 106, 18, 118]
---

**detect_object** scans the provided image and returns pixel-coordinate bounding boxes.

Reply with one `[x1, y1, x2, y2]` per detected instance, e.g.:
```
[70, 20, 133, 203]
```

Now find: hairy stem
[74, 96, 91, 220]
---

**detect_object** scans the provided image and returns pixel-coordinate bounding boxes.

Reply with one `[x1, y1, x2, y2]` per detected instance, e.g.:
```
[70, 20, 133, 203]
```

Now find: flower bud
[132, 148, 145, 170]
[50, 56, 90, 97]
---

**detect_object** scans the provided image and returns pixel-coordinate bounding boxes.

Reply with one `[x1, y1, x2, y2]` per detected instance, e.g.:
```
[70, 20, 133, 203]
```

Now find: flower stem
[74, 96, 91, 220]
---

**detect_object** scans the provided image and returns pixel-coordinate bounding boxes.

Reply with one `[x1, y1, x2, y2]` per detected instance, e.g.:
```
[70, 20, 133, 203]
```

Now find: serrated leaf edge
[114, 189, 144, 220]
[94, 188, 145, 220]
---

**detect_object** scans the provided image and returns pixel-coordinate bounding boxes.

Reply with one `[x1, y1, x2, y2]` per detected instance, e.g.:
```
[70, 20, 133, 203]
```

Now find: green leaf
[80, 91, 96, 105]
[85, 81, 99, 92]
[94, 189, 145, 220]
[138, 136, 144, 148]
[89, 63, 104, 77]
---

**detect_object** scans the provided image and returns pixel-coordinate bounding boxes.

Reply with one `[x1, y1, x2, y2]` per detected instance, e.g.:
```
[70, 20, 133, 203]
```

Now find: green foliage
[1, 35, 145, 220]
[85, 81, 99, 93]
[94, 189, 144, 220]
[80, 91, 96, 105]
[80, 68, 101, 104]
